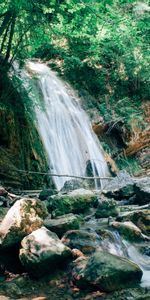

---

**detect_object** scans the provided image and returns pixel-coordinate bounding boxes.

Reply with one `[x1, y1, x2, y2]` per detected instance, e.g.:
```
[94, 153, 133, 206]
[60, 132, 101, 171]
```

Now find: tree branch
[15, 169, 112, 180]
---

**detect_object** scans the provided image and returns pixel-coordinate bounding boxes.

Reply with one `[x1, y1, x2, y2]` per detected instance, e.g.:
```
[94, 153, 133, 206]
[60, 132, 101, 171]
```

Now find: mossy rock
[117, 210, 150, 236]
[95, 198, 120, 218]
[0, 198, 48, 248]
[72, 250, 143, 292]
[62, 229, 101, 254]
[112, 221, 143, 242]
[44, 213, 81, 238]
[19, 226, 72, 278]
[46, 189, 98, 217]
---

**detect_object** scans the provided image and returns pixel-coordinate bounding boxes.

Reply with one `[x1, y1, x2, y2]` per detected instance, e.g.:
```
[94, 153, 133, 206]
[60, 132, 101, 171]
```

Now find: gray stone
[134, 178, 150, 205]
[60, 179, 88, 193]
[61, 229, 101, 254]
[117, 209, 150, 236]
[19, 226, 72, 278]
[103, 171, 135, 200]
[111, 221, 144, 241]
[44, 213, 81, 238]
[72, 250, 143, 292]
[0, 198, 48, 248]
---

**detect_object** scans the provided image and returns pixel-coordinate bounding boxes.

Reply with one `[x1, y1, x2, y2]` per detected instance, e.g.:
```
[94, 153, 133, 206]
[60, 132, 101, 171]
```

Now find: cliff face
[0, 71, 50, 189]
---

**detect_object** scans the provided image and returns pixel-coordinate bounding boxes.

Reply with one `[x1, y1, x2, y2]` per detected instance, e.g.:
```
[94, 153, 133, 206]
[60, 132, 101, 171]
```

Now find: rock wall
[0, 70, 50, 189]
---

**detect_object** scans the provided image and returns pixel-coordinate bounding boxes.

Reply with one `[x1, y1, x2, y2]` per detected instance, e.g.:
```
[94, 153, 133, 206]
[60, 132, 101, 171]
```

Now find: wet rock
[44, 213, 81, 238]
[19, 226, 72, 278]
[134, 178, 150, 205]
[96, 229, 128, 257]
[0, 198, 48, 248]
[72, 250, 143, 292]
[39, 188, 57, 201]
[60, 179, 88, 192]
[61, 229, 101, 254]
[117, 210, 150, 236]
[103, 171, 135, 200]
[111, 221, 144, 241]
[47, 189, 98, 217]
[95, 198, 119, 218]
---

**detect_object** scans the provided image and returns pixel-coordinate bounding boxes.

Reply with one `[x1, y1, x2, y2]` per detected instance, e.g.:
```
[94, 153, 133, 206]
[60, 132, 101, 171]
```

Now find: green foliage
[116, 156, 143, 175]
[0, 0, 149, 131]
[0, 0, 63, 62]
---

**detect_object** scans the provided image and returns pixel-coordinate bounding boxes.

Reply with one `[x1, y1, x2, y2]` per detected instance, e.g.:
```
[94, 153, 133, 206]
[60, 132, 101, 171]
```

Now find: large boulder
[134, 177, 150, 205]
[95, 198, 119, 218]
[61, 229, 101, 254]
[44, 213, 81, 238]
[72, 250, 143, 292]
[46, 189, 98, 217]
[0, 198, 48, 248]
[19, 226, 72, 277]
[103, 171, 135, 200]
[117, 210, 150, 236]
[111, 221, 144, 241]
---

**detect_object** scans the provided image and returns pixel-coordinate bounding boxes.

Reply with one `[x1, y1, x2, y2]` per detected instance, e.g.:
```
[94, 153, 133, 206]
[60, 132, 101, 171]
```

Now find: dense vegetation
[0, 1, 149, 120]
[0, 0, 149, 173]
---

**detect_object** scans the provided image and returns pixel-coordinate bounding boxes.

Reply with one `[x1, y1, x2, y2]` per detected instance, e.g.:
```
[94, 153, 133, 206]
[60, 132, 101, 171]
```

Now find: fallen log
[125, 128, 150, 157]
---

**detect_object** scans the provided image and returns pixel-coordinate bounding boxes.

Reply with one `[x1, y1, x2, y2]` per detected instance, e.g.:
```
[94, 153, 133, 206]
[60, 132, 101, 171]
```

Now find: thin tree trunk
[5, 14, 16, 62]
[0, 10, 12, 37]
[0, 18, 12, 52]
[10, 23, 33, 63]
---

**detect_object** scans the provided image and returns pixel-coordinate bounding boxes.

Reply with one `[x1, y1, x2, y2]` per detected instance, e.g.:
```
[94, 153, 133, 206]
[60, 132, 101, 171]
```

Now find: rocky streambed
[0, 171, 150, 300]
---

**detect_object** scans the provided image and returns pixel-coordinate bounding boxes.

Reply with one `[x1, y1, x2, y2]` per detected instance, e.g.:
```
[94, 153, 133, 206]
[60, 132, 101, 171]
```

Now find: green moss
[116, 157, 143, 176]
[95, 199, 119, 218]
[47, 192, 98, 217]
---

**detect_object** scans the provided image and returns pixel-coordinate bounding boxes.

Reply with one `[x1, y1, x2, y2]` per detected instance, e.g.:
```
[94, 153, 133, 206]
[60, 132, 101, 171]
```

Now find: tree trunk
[0, 18, 12, 53]
[4, 14, 16, 62]
[0, 11, 12, 37]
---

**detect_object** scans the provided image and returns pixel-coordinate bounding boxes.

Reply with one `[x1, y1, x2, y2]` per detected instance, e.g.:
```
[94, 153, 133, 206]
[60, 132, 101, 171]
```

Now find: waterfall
[14, 61, 109, 190]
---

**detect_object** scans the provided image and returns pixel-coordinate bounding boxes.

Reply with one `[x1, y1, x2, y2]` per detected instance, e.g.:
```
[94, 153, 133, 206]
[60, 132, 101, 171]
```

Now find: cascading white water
[16, 61, 108, 190]
[26, 62, 109, 190]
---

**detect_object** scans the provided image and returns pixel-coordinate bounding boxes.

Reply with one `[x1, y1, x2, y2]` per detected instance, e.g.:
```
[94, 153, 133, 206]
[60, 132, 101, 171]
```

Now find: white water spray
[17, 61, 109, 190]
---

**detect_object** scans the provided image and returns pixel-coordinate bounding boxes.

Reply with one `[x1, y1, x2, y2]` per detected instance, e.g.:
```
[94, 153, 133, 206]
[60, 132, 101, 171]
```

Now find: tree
[0, 0, 65, 64]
